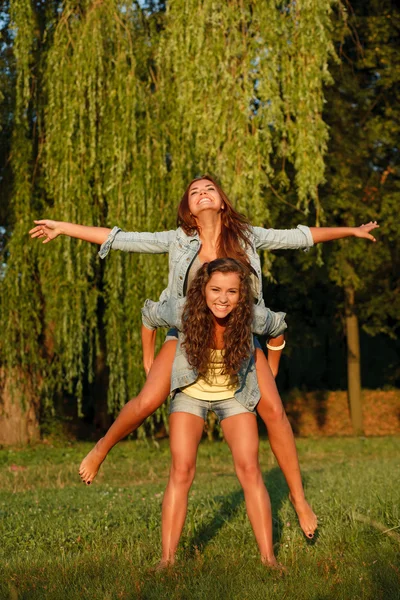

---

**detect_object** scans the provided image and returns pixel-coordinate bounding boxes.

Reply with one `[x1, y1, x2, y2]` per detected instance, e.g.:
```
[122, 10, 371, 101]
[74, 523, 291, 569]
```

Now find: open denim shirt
[141, 297, 287, 410]
[99, 224, 314, 306]
[99, 224, 313, 409]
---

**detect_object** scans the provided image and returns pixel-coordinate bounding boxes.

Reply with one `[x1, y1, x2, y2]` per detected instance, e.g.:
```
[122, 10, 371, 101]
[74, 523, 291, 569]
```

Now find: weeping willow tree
[156, 0, 335, 222]
[1, 0, 340, 441]
[0, 0, 42, 443]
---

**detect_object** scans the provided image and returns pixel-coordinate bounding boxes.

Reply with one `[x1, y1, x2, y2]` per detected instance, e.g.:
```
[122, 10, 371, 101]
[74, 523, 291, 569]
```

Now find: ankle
[289, 492, 306, 505]
[94, 438, 108, 458]
[261, 554, 278, 567]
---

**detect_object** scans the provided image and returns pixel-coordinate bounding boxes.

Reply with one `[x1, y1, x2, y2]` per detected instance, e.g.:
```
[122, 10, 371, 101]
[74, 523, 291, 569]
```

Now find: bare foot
[261, 556, 286, 571]
[79, 438, 107, 485]
[152, 558, 175, 572]
[289, 493, 318, 539]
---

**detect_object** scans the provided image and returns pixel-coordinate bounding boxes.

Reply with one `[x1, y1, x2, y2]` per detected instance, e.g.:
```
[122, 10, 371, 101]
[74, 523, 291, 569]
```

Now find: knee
[135, 391, 164, 420]
[235, 461, 261, 488]
[259, 397, 285, 424]
[170, 462, 196, 487]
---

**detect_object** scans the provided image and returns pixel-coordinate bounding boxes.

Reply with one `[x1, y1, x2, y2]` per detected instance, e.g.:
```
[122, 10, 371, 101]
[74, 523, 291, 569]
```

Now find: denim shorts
[165, 327, 179, 342]
[170, 391, 255, 422]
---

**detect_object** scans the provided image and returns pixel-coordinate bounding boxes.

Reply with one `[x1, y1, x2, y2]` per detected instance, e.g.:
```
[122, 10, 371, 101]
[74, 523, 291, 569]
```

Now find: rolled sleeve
[141, 298, 183, 330]
[98, 226, 121, 259]
[296, 224, 314, 251]
[141, 300, 169, 330]
[252, 304, 287, 337]
[251, 224, 314, 251]
[98, 227, 175, 258]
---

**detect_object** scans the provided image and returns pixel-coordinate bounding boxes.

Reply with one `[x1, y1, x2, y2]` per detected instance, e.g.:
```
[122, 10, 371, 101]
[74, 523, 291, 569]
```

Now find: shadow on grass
[264, 467, 287, 550]
[368, 554, 400, 599]
[185, 467, 292, 557]
[187, 488, 244, 556]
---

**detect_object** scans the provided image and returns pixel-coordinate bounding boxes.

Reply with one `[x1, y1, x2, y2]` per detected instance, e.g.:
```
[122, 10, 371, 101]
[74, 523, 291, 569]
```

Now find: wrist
[267, 334, 284, 348]
[267, 340, 285, 351]
[57, 221, 66, 236]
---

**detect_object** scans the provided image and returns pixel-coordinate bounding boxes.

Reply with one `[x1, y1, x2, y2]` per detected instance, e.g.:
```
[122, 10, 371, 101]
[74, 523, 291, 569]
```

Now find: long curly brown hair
[177, 175, 252, 268]
[182, 258, 253, 377]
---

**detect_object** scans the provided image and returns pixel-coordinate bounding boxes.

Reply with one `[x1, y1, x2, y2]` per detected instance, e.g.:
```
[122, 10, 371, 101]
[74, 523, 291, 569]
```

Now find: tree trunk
[0, 370, 40, 445]
[345, 287, 364, 435]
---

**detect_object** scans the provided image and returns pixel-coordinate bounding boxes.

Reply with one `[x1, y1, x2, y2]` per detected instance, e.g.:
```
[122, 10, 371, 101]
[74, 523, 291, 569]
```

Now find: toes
[79, 469, 89, 483]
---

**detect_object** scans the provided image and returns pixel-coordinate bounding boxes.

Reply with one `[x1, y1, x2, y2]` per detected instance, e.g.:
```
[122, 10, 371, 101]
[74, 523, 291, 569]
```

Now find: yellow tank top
[182, 349, 238, 401]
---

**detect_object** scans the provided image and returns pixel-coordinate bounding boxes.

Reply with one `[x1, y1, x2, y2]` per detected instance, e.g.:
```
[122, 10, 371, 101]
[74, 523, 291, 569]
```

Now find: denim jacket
[99, 225, 307, 410]
[171, 333, 261, 410]
[141, 297, 287, 410]
[141, 297, 287, 339]
[99, 224, 314, 305]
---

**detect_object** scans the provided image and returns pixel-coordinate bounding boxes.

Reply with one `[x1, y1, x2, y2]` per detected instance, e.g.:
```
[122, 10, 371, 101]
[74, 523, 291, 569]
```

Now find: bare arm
[29, 220, 111, 245]
[141, 325, 157, 377]
[310, 221, 379, 244]
[266, 334, 285, 378]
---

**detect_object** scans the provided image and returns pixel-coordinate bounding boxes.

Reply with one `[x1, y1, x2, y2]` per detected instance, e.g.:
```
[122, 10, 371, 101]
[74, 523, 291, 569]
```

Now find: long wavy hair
[177, 175, 252, 267]
[182, 258, 253, 377]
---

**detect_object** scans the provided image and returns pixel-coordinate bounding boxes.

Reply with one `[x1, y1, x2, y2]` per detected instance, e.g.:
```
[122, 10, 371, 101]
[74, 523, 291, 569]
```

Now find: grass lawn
[0, 436, 399, 600]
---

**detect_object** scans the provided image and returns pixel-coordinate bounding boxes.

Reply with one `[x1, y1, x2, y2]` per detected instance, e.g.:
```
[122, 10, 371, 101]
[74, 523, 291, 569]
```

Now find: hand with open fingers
[354, 221, 379, 242]
[29, 220, 61, 243]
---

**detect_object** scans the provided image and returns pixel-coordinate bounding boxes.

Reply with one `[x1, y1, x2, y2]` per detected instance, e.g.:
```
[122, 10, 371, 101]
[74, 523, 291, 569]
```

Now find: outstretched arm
[252, 221, 379, 251]
[29, 220, 111, 245]
[310, 221, 379, 244]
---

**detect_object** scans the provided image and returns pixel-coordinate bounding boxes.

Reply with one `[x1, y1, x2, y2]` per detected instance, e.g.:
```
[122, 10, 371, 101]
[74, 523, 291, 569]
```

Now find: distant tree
[0, 1, 15, 245]
[321, 0, 400, 433]
[259, 1, 399, 435]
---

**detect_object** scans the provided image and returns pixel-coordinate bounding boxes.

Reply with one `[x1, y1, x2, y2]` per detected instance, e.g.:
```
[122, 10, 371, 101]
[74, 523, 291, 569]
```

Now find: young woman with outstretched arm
[30, 175, 379, 539]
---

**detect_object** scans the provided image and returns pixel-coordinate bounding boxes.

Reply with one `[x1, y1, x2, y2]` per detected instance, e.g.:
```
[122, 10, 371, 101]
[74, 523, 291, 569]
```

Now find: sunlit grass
[0, 437, 399, 599]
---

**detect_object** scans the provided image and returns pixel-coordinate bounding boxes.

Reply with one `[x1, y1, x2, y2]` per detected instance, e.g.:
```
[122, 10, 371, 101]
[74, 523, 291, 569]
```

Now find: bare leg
[79, 340, 178, 484]
[255, 349, 317, 538]
[221, 413, 278, 567]
[159, 412, 204, 567]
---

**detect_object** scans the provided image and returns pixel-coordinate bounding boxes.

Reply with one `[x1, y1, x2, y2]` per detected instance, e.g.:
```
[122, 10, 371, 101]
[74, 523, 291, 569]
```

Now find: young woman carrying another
[157, 258, 284, 568]
[30, 175, 379, 539]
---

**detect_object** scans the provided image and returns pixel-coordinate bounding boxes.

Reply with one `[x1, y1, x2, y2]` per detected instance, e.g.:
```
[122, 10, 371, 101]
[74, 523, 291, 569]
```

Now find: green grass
[0, 437, 399, 600]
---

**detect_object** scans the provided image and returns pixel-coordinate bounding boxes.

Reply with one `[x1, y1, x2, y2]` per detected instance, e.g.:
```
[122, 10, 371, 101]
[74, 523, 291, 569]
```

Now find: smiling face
[205, 271, 240, 320]
[188, 178, 224, 217]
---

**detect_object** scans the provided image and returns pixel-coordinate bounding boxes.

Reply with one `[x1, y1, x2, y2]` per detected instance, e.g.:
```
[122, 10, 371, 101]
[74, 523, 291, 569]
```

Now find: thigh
[254, 348, 284, 415]
[169, 412, 205, 466]
[221, 413, 259, 465]
[137, 339, 177, 404]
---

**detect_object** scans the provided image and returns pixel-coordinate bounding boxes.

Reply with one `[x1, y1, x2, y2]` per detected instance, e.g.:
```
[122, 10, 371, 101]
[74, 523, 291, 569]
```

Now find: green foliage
[322, 0, 400, 338]
[1, 0, 45, 397]
[0, 1, 15, 228]
[1, 1, 341, 427]
[262, 0, 400, 393]
[156, 0, 336, 219]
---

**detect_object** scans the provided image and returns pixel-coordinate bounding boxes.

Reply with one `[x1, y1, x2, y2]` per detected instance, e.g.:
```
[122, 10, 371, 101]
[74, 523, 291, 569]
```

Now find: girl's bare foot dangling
[79, 438, 107, 485]
[289, 493, 318, 539]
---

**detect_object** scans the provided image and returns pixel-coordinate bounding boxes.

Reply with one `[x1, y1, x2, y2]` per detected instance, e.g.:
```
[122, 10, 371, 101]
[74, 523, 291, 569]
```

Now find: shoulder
[176, 226, 199, 243]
